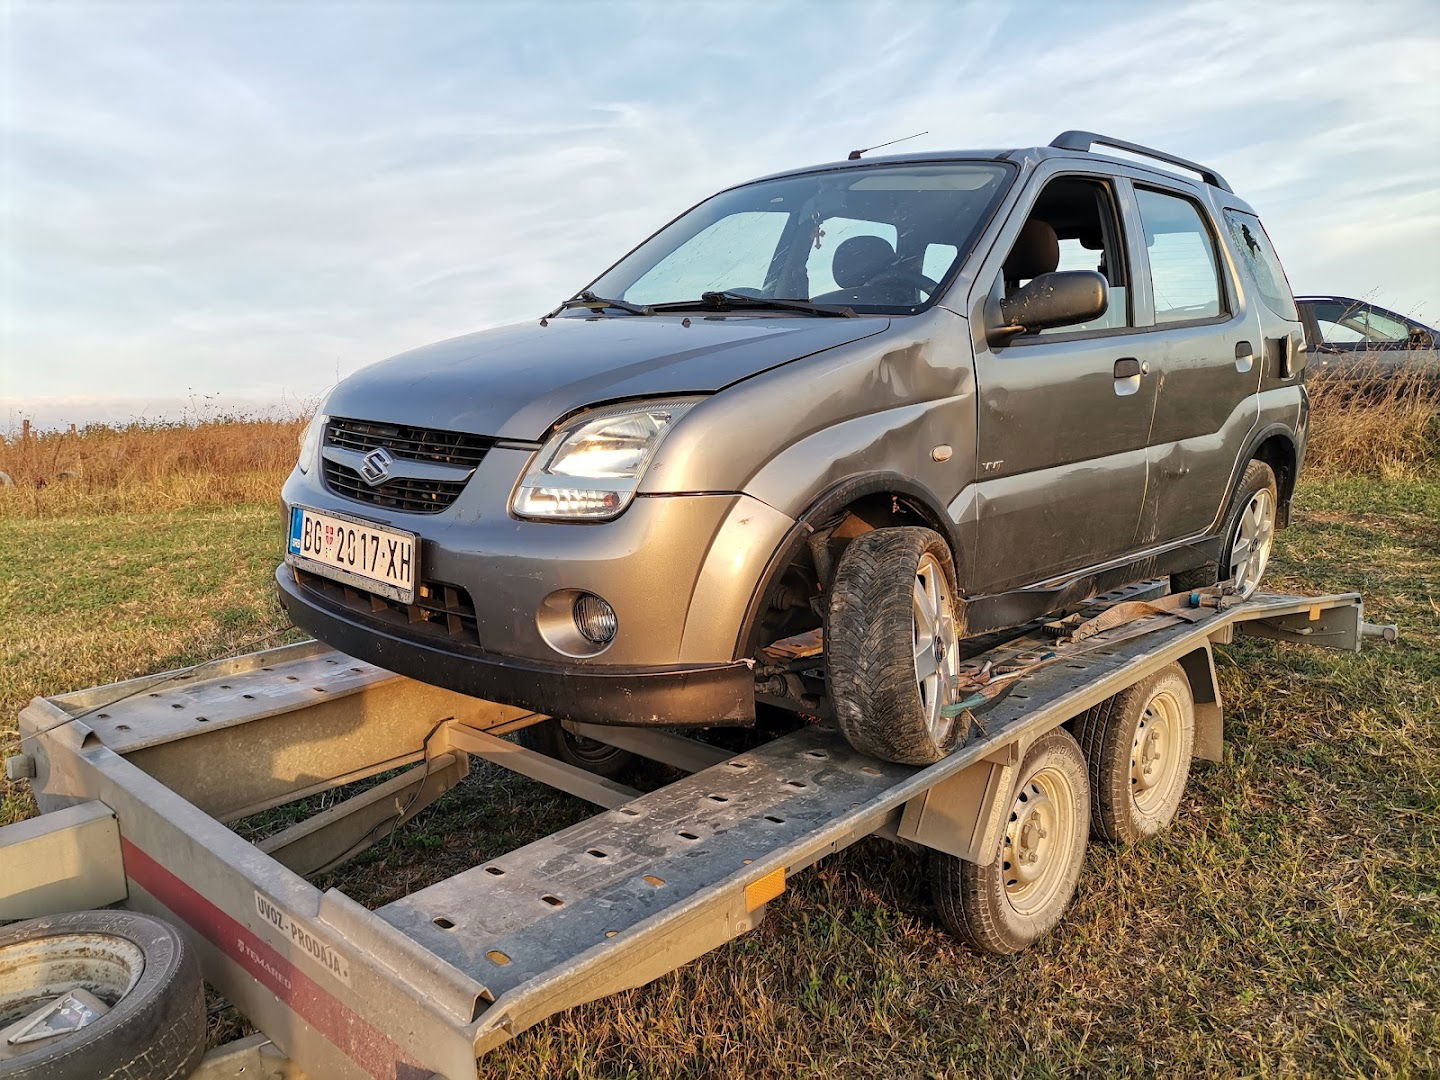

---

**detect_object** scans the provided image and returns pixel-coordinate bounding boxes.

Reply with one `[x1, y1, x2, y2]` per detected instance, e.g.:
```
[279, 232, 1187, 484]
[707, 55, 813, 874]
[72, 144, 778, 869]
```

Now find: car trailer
[2, 583, 1395, 1079]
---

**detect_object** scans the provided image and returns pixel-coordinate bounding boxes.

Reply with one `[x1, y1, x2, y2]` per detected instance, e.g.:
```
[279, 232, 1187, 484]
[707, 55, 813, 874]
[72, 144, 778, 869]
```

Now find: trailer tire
[0, 910, 205, 1080]
[1071, 663, 1195, 844]
[515, 718, 635, 779]
[930, 728, 1090, 954]
[827, 527, 963, 765]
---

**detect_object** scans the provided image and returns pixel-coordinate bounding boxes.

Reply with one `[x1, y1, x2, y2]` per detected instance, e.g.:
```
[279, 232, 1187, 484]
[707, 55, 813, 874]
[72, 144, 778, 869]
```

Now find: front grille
[322, 417, 491, 513]
[296, 568, 480, 645]
[326, 417, 492, 467]
[322, 459, 468, 514]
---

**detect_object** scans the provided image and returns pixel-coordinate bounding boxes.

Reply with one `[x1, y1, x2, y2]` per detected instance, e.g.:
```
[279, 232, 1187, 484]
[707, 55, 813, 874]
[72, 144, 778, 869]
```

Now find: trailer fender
[896, 752, 1017, 866]
[1176, 644, 1224, 763]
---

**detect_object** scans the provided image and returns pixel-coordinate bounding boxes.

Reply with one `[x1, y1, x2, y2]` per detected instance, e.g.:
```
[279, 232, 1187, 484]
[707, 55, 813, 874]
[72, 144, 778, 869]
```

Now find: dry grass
[1304, 354, 1440, 477]
[0, 416, 306, 518]
[2, 353, 1433, 520]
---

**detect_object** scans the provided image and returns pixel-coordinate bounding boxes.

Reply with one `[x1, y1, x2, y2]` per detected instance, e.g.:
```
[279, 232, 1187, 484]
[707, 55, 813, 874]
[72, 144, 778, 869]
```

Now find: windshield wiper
[652, 291, 855, 318]
[546, 289, 653, 318]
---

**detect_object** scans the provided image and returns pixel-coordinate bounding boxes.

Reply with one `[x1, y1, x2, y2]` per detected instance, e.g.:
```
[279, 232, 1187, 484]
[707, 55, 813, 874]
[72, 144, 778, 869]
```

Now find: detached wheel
[1071, 663, 1196, 844]
[827, 527, 962, 765]
[931, 729, 1090, 954]
[0, 910, 205, 1080]
[1172, 459, 1278, 598]
[515, 718, 635, 779]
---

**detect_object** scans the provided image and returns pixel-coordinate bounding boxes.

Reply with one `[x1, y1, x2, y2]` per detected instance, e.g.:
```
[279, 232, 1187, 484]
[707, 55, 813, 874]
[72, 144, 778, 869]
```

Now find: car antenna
[847, 130, 928, 161]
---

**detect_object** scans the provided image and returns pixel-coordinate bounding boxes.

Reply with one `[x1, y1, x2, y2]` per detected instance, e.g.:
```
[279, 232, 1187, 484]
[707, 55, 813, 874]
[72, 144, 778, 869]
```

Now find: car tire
[0, 910, 205, 1080]
[827, 527, 963, 765]
[1172, 458, 1278, 599]
[930, 728, 1091, 954]
[515, 718, 635, 779]
[1070, 663, 1195, 844]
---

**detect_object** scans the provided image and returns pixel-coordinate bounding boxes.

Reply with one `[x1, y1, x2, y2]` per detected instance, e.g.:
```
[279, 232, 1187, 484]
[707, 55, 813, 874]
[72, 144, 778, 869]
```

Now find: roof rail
[1049, 130, 1232, 192]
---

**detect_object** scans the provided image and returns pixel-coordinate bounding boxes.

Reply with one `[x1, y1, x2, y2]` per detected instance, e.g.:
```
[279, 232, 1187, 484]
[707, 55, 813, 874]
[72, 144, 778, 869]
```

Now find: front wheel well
[742, 485, 956, 656]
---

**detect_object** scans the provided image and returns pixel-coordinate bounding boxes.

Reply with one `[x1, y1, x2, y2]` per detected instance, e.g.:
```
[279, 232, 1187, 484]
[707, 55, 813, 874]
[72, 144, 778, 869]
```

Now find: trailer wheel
[0, 910, 205, 1080]
[930, 728, 1090, 954]
[1172, 458, 1277, 598]
[516, 718, 635, 779]
[827, 527, 963, 765]
[1071, 663, 1195, 844]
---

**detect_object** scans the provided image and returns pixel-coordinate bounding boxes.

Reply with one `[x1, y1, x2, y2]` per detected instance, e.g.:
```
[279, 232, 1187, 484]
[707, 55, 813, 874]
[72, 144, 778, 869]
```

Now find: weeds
[1304, 352, 1440, 477]
[0, 416, 306, 518]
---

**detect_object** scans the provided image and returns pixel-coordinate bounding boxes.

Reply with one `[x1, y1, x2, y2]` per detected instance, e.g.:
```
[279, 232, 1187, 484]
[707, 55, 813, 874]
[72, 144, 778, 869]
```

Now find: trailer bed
[10, 583, 1377, 1079]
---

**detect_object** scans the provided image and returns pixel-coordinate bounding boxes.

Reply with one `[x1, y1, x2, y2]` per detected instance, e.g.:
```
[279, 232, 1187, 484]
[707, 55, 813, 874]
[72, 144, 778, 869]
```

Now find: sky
[2, 0, 1438, 429]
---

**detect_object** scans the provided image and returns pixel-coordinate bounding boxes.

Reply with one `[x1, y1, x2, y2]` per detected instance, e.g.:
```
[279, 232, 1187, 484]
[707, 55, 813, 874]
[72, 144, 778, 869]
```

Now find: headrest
[1004, 219, 1060, 282]
[831, 234, 896, 289]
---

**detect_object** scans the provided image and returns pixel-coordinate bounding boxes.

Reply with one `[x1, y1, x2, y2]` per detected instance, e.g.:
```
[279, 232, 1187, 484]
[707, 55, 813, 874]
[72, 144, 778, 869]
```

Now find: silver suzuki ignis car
[279, 131, 1306, 766]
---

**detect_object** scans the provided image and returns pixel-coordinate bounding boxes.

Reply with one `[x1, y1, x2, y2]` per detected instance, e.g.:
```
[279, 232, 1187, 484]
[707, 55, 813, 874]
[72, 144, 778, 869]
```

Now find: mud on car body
[278, 131, 1307, 765]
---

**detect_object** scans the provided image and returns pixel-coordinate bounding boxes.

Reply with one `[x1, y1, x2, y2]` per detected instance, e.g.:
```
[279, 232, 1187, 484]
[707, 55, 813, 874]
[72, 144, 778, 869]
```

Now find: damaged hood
[323, 313, 890, 439]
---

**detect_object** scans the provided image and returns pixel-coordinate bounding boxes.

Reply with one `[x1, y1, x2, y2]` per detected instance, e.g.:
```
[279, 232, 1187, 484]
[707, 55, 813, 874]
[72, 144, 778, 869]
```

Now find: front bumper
[277, 565, 755, 726]
[277, 450, 797, 726]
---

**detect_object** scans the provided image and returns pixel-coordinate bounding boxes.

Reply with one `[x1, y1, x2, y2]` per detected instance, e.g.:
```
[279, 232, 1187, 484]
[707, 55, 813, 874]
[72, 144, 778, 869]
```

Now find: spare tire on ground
[0, 909, 206, 1080]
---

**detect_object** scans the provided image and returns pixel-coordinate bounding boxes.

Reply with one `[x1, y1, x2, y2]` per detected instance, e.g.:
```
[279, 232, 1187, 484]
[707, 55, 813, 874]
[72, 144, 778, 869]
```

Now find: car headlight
[296, 413, 328, 474]
[511, 398, 701, 521]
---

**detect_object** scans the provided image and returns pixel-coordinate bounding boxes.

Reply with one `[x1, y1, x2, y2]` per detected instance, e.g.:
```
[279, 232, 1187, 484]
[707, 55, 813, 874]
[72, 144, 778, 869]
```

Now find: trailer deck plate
[378, 721, 911, 1002]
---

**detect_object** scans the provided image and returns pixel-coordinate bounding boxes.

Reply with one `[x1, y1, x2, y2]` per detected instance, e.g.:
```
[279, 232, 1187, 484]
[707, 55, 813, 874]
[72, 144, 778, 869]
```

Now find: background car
[1298, 295, 1439, 381]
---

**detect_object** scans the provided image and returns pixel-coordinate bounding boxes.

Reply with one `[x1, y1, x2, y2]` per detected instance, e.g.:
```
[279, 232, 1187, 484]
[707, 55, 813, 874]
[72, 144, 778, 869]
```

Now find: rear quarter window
[1223, 210, 1298, 321]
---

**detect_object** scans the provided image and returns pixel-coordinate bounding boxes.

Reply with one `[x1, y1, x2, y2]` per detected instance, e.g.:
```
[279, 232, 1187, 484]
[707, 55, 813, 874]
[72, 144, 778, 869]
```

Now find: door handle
[1113, 357, 1146, 379]
[1235, 340, 1255, 374]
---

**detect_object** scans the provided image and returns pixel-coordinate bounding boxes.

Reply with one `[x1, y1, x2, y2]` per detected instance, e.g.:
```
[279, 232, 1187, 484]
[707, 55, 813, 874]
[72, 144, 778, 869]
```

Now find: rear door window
[1135, 188, 1225, 324]
[1223, 210, 1298, 320]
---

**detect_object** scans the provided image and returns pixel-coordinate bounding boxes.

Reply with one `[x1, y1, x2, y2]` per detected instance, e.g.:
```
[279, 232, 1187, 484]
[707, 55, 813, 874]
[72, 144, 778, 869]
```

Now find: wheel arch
[736, 472, 960, 656]
[1240, 425, 1299, 527]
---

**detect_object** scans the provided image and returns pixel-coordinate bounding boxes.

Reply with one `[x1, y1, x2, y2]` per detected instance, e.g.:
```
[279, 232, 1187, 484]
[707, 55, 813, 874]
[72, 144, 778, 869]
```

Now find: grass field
[2, 468, 1436, 1076]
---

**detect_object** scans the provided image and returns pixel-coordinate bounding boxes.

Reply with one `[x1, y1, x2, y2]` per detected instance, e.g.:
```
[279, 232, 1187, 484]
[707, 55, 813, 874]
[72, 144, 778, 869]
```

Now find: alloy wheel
[1229, 488, 1275, 598]
[912, 552, 960, 743]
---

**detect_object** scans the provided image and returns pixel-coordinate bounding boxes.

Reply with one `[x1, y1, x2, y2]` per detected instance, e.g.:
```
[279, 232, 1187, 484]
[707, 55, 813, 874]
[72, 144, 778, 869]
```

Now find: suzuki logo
[359, 447, 394, 486]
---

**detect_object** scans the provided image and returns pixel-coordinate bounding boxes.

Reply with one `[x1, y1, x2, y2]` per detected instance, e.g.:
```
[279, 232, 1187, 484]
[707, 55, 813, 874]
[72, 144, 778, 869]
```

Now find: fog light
[573, 593, 617, 645]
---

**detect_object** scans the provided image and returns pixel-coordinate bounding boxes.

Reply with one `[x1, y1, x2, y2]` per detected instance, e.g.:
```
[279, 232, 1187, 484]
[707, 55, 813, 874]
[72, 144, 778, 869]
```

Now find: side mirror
[1409, 326, 1435, 350]
[989, 270, 1109, 344]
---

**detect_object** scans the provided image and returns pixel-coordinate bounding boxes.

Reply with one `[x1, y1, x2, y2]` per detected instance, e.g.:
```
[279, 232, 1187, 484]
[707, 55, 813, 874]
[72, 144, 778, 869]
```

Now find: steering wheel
[862, 267, 939, 299]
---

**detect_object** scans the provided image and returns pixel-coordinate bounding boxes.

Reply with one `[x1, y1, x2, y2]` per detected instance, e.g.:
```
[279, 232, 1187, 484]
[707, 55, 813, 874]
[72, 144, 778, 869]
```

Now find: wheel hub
[1003, 767, 1076, 914]
[1130, 691, 1184, 813]
[1012, 794, 1054, 882]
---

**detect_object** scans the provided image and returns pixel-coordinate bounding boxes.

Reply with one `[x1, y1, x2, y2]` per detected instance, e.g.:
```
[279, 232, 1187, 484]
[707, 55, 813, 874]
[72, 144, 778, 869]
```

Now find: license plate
[287, 506, 417, 603]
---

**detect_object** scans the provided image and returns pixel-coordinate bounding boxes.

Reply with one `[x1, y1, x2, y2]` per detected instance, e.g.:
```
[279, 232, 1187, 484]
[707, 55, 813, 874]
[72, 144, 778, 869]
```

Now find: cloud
[3, 0, 1437, 424]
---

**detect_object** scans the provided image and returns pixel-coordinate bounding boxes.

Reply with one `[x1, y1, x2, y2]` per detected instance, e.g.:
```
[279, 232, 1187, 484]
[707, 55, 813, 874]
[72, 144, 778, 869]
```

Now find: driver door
[970, 172, 1156, 593]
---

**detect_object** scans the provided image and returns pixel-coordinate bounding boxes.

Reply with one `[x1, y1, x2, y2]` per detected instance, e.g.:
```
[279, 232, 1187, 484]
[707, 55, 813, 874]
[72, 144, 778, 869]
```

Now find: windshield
[587, 162, 1012, 315]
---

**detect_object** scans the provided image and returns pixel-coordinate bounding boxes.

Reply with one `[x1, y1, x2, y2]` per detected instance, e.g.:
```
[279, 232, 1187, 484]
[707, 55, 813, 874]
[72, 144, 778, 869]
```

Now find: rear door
[1128, 184, 1261, 547]
[969, 167, 1155, 592]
